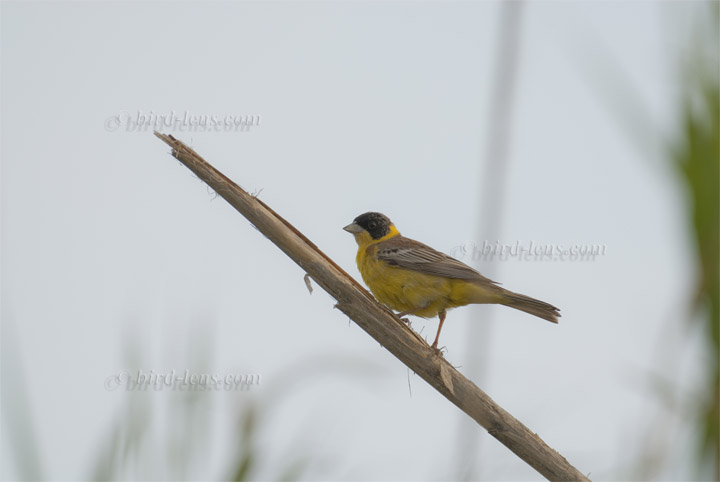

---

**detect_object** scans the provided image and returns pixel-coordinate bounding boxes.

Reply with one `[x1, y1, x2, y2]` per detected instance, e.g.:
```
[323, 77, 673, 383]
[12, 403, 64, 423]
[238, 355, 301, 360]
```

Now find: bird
[343, 212, 560, 351]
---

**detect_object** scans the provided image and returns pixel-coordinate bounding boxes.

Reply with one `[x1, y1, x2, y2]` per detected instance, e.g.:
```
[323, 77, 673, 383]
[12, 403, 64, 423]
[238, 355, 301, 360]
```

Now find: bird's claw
[430, 344, 446, 357]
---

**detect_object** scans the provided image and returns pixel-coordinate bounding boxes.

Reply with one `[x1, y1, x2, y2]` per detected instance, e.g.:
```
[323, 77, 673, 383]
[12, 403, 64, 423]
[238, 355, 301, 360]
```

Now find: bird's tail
[500, 290, 560, 323]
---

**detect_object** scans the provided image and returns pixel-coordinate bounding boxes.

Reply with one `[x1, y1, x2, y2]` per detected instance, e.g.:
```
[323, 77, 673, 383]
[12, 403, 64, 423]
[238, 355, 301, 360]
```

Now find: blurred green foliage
[583, 2, 719, 478]
[89, 332, 312, 482]
[671, 3, 719, 477]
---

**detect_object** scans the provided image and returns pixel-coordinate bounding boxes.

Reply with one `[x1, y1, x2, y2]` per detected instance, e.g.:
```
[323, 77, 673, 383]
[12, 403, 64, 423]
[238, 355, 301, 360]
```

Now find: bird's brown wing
[373, 236, 501, 286]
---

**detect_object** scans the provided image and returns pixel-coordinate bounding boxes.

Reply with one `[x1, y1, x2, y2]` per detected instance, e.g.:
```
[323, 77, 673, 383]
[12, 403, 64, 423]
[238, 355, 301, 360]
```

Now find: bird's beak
[343, 222, 363, 234]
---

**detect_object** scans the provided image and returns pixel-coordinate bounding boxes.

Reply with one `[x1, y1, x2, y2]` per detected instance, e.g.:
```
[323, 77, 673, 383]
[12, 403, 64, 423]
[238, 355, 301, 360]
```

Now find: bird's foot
[430, 342, 445, 357]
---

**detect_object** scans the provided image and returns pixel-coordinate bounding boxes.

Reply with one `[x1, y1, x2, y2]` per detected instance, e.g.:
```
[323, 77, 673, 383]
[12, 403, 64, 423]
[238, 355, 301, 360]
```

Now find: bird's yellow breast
[353, 228, 474, 318]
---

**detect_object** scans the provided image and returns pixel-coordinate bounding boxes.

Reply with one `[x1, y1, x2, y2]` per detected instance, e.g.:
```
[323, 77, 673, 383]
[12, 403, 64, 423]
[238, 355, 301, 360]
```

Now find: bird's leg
[397, 308, 421, 325]
[430, 309, 447, 350]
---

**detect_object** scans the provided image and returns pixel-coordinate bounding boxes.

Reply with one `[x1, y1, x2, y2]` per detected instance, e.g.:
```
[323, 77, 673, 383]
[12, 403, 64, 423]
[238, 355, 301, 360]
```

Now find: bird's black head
[347, 212, 393, 240]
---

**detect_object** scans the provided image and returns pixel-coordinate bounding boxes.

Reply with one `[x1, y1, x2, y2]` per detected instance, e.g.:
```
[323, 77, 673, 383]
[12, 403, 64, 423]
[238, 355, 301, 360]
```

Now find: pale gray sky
[1, 1, 711, 480]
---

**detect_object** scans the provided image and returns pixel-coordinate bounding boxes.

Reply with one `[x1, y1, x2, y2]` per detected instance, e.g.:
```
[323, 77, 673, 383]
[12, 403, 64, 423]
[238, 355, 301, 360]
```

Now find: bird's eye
[368, 221, 377, 230]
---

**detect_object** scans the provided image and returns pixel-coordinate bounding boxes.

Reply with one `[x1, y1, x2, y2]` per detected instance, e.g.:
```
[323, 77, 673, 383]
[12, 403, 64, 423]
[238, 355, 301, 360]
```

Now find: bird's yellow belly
[357, 249, 459, 318]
